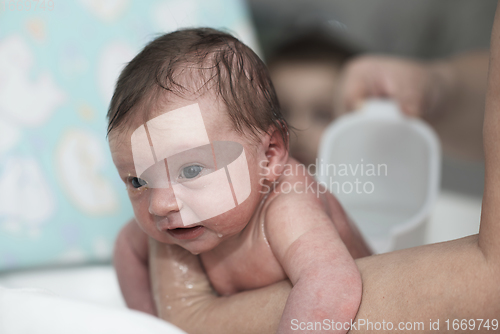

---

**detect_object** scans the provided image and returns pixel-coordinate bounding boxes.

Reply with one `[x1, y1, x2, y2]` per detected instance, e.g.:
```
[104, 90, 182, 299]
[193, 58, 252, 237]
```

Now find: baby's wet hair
[107, 27, 288, 147]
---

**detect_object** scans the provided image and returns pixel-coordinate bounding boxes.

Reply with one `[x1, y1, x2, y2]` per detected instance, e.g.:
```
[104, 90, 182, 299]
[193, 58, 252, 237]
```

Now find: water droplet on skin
[186, 283, 193, 289]
[178, 264, 188, 274]
[167, 305, 172, 310]
[217, 233, 223, 238]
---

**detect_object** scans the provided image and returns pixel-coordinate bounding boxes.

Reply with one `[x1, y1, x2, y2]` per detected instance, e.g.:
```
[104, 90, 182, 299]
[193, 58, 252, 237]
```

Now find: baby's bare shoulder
[259, 161, 352, 279]
[261, 158, 350, 241]
[264, 159, 330, 215]
[262, 159, 372, 259]
[262, 178, 333, 240]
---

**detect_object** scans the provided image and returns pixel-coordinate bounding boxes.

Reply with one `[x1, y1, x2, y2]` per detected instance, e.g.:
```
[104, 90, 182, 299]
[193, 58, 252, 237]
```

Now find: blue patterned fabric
[0, 0, 259, 270]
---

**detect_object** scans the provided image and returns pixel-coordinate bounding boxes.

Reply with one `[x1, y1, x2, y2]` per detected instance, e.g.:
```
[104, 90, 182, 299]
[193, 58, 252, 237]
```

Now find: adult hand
[337, 55, 453, 118]
[337, 52, 489, 160]
[149, 238, 291, 334]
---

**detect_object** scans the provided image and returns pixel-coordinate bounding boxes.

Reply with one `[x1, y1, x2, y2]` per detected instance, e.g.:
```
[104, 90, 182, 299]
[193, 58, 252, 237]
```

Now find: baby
[110, 28, 371, 333]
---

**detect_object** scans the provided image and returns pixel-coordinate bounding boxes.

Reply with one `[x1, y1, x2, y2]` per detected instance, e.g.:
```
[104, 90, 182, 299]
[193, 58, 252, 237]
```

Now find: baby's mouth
[167, 225, 205, 240]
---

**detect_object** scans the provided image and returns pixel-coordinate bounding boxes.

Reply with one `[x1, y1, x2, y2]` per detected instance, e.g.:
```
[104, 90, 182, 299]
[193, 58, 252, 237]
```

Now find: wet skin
[111, 91, 371, 333]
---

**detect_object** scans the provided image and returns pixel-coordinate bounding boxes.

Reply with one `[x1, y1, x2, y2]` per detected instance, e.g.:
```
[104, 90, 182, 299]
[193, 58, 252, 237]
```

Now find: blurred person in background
[251, 0, 496, 196]
[268, 24, 489, 174]
[267, 25, 359, 171]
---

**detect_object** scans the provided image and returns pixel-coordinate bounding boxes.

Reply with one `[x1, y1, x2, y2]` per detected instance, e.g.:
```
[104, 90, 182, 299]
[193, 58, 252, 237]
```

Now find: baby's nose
[148, 187, 180, 217]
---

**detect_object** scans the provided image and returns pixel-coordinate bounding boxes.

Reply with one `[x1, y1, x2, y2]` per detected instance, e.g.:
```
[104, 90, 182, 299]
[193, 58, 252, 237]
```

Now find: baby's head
[108, 28, 289, 254]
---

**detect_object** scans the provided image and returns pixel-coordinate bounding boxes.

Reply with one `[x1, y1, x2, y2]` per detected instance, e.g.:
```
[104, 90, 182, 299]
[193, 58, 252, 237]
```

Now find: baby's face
[109, 93, 268, 254]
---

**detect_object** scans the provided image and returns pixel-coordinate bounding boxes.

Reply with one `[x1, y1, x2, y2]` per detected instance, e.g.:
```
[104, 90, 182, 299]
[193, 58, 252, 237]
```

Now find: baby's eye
[130, 177, 147, 189]
[181, 165, 203, 179]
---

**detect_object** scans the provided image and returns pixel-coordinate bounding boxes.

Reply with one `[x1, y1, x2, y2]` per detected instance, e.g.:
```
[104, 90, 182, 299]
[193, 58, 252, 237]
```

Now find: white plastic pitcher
[317, 99, 441, 253]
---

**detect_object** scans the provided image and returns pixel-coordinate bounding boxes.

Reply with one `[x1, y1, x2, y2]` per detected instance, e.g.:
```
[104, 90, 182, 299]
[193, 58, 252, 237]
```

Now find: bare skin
[111, 91, 372, 333]
[149, 3, 500, 333]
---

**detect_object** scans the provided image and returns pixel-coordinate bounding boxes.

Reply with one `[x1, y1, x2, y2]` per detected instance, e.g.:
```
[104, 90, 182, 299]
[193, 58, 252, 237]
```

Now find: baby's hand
[113, 220, 156, 315]
[337, 55, 453, 118]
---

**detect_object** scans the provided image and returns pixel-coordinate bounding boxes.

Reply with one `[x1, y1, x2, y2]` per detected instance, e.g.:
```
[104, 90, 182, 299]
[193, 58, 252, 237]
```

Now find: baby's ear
[261, 125, 289, 183]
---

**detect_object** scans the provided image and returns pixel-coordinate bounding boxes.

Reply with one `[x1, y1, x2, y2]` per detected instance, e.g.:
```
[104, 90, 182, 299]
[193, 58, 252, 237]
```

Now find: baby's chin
[176, 239, 218, 255]
[145, 233, 212, 256]
[167, 229, 224, 255]
[177, 228, 246, 255]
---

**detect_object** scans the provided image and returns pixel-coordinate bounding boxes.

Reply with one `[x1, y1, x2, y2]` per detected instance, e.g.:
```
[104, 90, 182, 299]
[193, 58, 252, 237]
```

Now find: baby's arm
[265, 192, 362, 333]
[113, 219, 156, 315]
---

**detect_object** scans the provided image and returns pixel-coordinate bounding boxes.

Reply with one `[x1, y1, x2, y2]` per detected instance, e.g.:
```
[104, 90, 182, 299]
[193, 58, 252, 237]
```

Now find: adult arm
[149, 241, 290, 334]
[152, 235, 498, 334]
